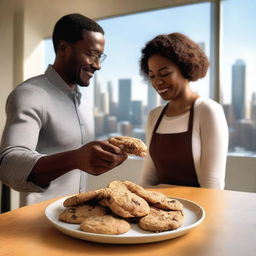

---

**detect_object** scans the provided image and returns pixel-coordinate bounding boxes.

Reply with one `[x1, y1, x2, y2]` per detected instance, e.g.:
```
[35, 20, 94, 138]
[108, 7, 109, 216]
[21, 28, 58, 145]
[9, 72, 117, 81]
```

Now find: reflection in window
[221, 0, 256, 155]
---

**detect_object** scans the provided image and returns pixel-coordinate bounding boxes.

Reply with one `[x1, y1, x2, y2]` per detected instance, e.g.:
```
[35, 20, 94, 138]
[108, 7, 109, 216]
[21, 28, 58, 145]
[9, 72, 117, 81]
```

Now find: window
[221, 0, 256, 156]
[94, 3, 211, 141]
[44, 3, 211, 142]
[43, 0, 256, 157]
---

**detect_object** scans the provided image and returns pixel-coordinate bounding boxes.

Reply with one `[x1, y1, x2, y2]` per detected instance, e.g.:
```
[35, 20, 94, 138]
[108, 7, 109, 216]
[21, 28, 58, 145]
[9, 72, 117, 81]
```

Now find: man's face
[65, 31, 105, 87]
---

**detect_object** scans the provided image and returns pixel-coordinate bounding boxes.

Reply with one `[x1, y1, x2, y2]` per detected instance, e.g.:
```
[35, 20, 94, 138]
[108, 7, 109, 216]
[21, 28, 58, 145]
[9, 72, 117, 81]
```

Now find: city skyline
[93, 58, 256, 155]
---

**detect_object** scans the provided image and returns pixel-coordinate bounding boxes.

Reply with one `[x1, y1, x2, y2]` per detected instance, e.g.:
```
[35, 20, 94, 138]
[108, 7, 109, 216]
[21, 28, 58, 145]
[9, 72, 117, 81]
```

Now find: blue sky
[98, 3, 209, 80]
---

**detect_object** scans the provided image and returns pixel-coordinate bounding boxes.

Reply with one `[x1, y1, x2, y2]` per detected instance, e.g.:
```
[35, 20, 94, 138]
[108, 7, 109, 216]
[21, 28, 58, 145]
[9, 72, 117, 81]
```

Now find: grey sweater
[0, 65, 94, 206]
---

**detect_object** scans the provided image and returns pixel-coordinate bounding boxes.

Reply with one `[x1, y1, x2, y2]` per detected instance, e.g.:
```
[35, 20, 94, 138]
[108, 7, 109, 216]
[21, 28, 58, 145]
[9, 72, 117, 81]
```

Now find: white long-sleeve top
[140, 97, 229, 189]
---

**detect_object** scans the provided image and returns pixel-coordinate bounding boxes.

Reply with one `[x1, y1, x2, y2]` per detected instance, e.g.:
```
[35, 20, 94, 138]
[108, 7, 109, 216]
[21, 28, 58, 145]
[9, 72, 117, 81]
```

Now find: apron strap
[153, 101, 196, 134]
[152, 104, 168, 134]
[188, 101, 195, 133]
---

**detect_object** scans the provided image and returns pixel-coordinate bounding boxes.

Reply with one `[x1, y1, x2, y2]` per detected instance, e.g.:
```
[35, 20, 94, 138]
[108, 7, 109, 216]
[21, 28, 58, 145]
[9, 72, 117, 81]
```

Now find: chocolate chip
[132, 199, 140, 206]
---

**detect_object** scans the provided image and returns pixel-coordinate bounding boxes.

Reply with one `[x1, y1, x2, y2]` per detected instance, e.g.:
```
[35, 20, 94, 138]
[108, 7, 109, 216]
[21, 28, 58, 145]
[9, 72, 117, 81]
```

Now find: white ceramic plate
[45, 197, 205, 244]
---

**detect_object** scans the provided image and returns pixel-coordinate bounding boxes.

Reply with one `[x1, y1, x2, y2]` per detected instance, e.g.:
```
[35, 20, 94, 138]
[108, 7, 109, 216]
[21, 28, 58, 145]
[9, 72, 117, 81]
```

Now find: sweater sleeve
[0, 86, 46, 192]
[197, 100, 229, 189]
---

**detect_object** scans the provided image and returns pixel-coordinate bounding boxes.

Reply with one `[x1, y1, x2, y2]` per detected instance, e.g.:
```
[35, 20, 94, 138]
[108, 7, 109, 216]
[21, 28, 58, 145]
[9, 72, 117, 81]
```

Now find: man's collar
[45, 65, 81, 103]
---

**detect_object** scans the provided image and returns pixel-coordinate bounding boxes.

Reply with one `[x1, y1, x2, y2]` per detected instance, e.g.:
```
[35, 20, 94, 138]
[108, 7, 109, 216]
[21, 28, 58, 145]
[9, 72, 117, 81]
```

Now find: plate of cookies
[45, 180, 205, 244]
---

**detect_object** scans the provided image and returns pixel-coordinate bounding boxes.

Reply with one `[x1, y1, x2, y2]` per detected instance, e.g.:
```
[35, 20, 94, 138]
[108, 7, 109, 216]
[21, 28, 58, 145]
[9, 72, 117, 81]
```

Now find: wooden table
[0, 186, 256, 256]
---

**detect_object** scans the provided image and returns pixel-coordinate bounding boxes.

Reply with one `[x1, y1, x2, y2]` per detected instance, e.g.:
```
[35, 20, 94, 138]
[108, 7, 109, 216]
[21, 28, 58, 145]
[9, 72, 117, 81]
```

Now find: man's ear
[57, 40, 70, 56]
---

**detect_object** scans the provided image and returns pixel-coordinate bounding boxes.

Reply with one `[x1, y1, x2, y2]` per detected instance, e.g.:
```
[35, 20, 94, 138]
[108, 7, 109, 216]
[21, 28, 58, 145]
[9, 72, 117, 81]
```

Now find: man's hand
[75, 140, 128, 175]
[29, 140, 128, 187]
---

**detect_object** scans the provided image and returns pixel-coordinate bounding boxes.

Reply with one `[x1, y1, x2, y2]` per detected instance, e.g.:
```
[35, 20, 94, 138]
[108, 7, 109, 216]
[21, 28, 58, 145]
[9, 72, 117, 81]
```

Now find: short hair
[140, 32, 209, 82]
[52, 13, 104, 53]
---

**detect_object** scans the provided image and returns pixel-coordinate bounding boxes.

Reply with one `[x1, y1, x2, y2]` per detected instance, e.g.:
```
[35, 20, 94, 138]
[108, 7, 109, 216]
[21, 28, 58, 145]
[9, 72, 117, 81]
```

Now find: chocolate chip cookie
[80, 215, 131, 235]
[122, 180, 184, 211]
[63, 189, 105, 207]
[139, 207, 184, 232]
[102, 188, 150, 218]
[59, 204, 107, 224]
[109, 136, 147, 157]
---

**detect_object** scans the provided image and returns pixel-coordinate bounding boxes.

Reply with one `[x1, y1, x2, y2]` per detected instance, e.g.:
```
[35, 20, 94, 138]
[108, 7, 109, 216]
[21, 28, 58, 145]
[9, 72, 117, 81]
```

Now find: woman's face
[148, 54, 189, 101]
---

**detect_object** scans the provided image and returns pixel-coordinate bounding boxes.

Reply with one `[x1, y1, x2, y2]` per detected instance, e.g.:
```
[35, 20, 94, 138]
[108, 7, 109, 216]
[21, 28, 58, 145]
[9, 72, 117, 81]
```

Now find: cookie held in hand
[109, 136, 147, 157]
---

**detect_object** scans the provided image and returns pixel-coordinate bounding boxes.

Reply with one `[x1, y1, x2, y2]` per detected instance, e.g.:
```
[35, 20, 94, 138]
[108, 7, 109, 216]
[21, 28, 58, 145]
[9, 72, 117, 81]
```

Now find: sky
[44, 0, 256, 106]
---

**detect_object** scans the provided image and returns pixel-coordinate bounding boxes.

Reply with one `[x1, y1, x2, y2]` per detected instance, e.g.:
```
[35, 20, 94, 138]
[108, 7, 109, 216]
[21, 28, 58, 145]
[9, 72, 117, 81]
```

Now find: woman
[139, 32, 228, 189]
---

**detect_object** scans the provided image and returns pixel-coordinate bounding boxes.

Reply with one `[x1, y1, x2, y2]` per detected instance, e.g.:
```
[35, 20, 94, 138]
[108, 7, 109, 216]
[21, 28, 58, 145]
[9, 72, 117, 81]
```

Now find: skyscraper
[251, 92, 256, 124]
[118, 78, 132, 121]
[131, 100, 143, 126]
[147, 84, 159, 113]
[93, 73, 101, 112]
[107, 81, 116, 116]
[236, 119, 254, 151]
[100, 92, 109, 115]
[231, 59, 246, 120]
[223, 104, 236, 128]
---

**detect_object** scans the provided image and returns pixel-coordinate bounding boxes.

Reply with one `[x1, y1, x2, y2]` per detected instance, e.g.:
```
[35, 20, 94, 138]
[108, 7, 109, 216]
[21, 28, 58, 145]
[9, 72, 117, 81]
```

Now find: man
[0, 13, 127, 206]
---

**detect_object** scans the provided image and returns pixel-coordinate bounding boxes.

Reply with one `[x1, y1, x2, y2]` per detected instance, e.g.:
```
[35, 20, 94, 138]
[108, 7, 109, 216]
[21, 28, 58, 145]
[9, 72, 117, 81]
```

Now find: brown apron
[149, 102, 200, 187]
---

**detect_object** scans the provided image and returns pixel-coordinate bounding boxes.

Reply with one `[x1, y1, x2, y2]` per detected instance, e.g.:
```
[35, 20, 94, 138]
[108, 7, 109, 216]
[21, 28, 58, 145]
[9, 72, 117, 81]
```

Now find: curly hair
[52, 13, 104, 53]
[140, 32, 209, 82]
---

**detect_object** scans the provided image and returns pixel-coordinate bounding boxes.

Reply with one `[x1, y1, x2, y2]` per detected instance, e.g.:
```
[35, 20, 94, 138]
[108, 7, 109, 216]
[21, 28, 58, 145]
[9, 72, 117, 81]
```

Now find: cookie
[98, 198, 110, 207]
[122, 180, 145, 193]
[59, 204, 107, 224]
[61, 180, 185, 235]
[63, 189, 104, 207]
[80, 215, 131, 235]
[107, 180, 128, 191]
[137, 190, 183, 211]
[108, 136, 147, 157]
[139, 207, 184, 232]
[102, 188, 150, 218]
[122, 180, 183, 211]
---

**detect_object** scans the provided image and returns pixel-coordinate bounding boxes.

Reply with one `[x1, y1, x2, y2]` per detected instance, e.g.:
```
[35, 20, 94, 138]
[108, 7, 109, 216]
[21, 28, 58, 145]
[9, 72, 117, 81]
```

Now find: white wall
[0, 1, 14, 133]
[225, 156, 256, 193]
